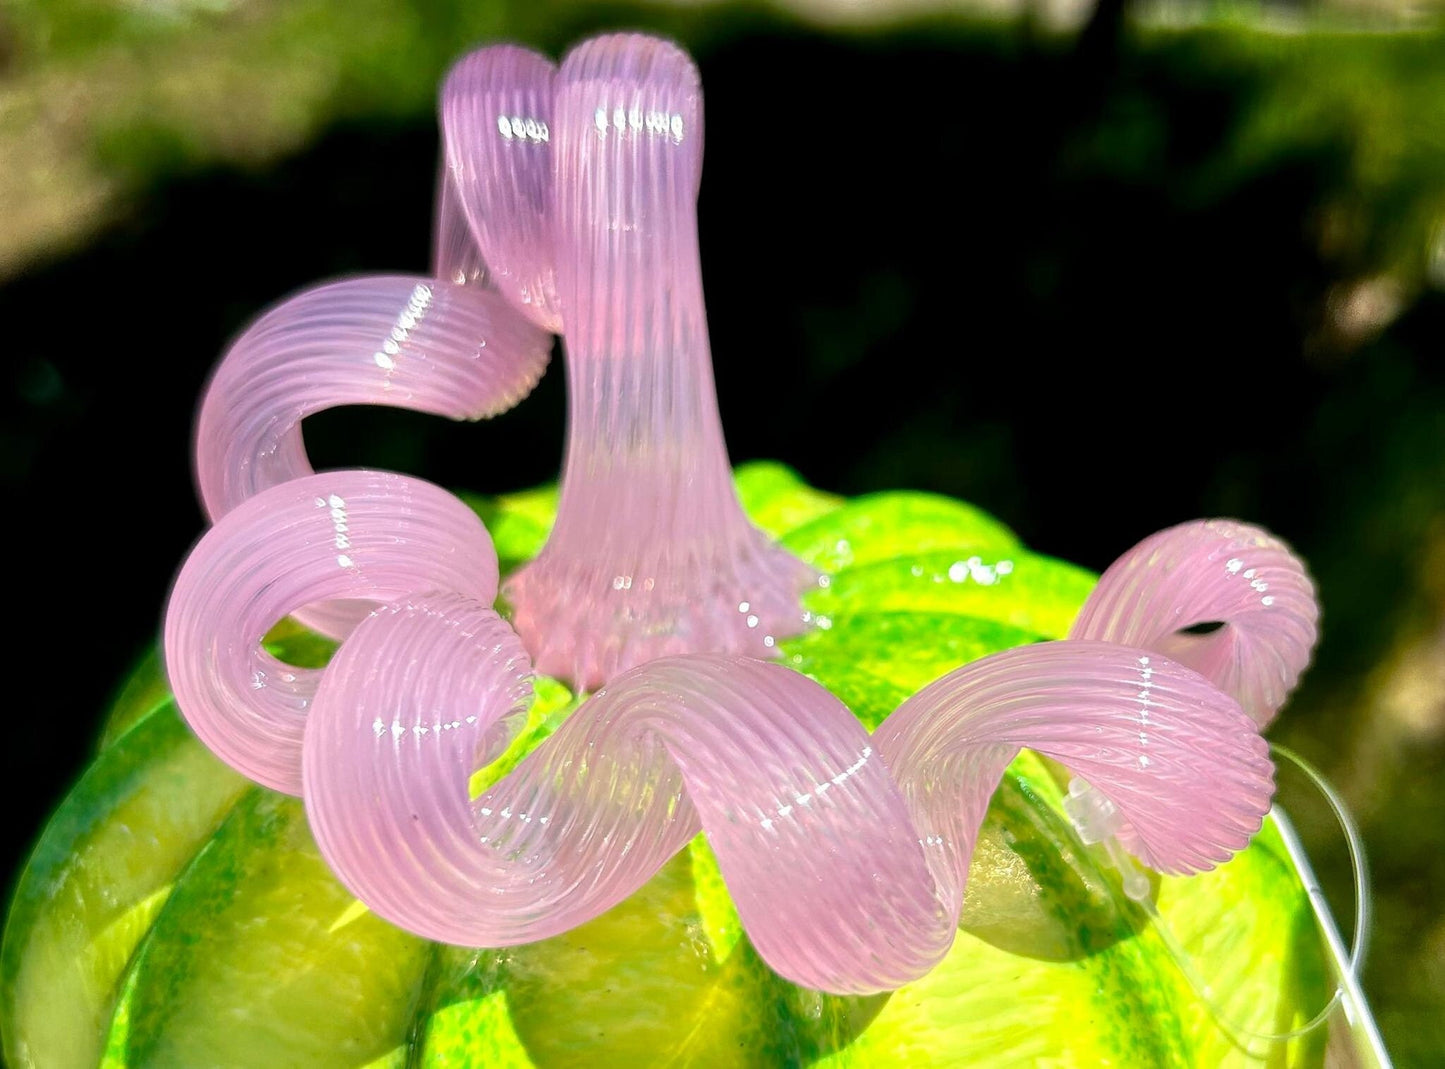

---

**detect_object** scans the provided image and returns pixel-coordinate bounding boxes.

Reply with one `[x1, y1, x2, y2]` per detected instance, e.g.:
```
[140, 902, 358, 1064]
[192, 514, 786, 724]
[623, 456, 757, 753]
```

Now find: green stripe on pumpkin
[109, 790, 431, 1067]
[1, 708, 247, 1069]
[780, 491, 1019, 575]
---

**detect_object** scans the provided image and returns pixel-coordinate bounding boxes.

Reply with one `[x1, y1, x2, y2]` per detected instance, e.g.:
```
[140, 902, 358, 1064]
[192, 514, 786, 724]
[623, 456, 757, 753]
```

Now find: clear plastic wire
[1075, 741, 1373, 1056]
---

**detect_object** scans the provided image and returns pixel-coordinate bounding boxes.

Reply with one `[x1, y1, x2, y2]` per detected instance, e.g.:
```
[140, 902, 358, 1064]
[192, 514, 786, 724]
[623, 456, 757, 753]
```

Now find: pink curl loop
[164, 470, 499, 795]
[877, 641, 1274, 880]
[501, 33, 816, 689]
[305, 624, 945, 993]
[196, 275, 550, 521]
[1069, 520, 1319, 727]
[194, 275, 548, 636]
[302, 618, 1270, 994]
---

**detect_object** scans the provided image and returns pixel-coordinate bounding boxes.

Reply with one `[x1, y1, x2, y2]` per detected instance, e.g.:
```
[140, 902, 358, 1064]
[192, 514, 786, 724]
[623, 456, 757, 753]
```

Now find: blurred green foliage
[4, 2, 1445, 288]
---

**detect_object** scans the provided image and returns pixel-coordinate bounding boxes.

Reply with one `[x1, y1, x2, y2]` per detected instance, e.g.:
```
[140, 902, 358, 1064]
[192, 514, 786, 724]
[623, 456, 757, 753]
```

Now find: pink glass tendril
[441, 44, 560, 330]
[1070, 519, 1317, 728]
[169, 477, 1290, 993]
[193, 275, 548, 639]
[161, 31, 1318, 998]
[166, 470, 500, 795]
[303, 620, 1271, 994]
[195, 278, 550, 524]
[432, 164, 491, 288]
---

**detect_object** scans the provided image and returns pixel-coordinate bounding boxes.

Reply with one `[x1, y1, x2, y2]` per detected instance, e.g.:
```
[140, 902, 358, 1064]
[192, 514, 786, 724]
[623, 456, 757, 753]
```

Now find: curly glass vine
[164, 32, 1325, 999]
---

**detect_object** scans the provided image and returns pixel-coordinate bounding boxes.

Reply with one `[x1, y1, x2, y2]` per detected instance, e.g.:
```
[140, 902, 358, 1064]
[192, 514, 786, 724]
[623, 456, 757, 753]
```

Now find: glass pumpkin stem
[492, 35, 817, 689]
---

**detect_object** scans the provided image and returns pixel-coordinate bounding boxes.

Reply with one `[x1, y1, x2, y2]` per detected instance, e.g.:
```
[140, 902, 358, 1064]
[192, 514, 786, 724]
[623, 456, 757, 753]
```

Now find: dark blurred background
[2, 0, 1442, 1063]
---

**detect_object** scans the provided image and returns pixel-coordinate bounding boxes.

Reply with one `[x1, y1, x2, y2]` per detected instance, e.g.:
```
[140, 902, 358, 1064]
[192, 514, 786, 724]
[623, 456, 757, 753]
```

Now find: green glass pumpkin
[1, 463, 1372, 1068]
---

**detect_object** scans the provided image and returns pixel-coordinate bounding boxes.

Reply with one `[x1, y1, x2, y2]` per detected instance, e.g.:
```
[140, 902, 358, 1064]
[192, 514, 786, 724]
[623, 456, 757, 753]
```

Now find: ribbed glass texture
[196, 277, 550, 521]
[442, 44, 560, 331]
[302, 611, 1272, 993]
[164, 470, 500, 795]
[431, 163, 490, 287]
[877, 642, 1274, 881]
[193, 275, 549, 636]
[1070, 520, 1318, 727]
[492, 35, 818, 689]
[158, 31, 1316, 1000]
